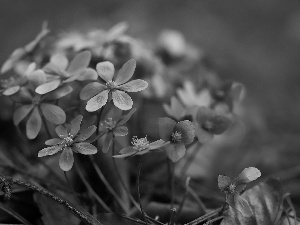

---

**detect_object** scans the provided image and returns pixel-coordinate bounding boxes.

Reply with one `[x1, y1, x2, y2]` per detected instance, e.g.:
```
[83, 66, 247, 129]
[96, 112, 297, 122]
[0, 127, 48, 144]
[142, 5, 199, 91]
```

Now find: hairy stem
[137, 156, 148, 224]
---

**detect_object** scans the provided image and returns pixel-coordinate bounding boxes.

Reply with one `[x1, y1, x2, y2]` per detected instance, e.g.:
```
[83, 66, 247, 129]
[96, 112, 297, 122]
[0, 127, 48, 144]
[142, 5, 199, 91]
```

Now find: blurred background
[1, 0, 300, 209]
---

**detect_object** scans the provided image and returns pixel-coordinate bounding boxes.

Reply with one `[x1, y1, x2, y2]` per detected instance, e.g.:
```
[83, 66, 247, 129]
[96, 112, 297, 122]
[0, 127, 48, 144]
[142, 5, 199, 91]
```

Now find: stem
[170, 161, 175, 210]
[204, 216, 224, 225]
[176, 177, 190, 223]
[186, 186, 207, 213]
[180, 142, 201, 177]
[169, 208, 177, 225]
[74, 162, 111, 213]
[89, 155, 128, 213]
[64, 171, 80, 204]
[0, 174, 102, 225]
[112, 137, 141, 211]
[184, 208, 222, 225]
[137, 156, 148, 224]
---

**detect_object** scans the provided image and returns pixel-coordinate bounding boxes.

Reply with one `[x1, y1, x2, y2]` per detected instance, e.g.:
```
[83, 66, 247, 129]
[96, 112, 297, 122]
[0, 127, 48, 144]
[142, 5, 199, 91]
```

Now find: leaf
[221, 178, 289, 225]
[34, 193, 80, 225]
[117, 108, 136, 126]
[234, 167, 261, 188]
[165, 143, 186, 162]
[13, 104, 34, 125]
[38, 145, 61, 157]
[113, 126, 128, 136]
[96, 61, 115, 82]
[3, 86, 20, 96]
[114, 59, 136, 85]
[44, 85, 73, 100]
[40, 103, 66, 125]
[75, 125, 97, 142]
[118, 79, 148, 92]
[45, 138, 63, 146]
[112, 90, 133, 111]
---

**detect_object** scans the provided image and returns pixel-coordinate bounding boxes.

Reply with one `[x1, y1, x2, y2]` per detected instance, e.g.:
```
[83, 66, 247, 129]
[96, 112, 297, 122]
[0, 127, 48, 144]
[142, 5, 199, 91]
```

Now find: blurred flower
[38, 115, 97, 171]
[194, 106, 231, 144]
[218, 167, 261, 217]
[158, 118, 195, 162]
[163, 96, 186, 121]
[13, 69, 71, 139]
[1, 23, 49, 74]
[35, 51, 97, 95]
[80, 59, 148, 111]
[99, 107, 136, 153]
[113, 136, 167, 158]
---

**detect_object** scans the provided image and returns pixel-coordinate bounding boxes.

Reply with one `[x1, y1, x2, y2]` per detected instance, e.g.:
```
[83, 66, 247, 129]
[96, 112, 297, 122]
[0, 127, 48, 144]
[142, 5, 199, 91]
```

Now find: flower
[218, 167, 261, 217]
[13, 69, 71, 139]
[1, 23, 49, 74]
[35, 51, 97, 95]
[38, 115, 97, 171]
[80, 59, 148, 111]
[113, 136, 167, 158]
[99, 106, 136, 153]
[163, 96, 186, 121]
[194, 106, 231, 144]
[158, 118, 195, 162]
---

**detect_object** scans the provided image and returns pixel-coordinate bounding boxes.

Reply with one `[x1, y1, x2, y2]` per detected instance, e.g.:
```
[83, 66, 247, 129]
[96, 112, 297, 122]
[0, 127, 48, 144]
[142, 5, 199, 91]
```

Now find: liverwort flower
[99, 106, 136, 153]
[1, 23, 49, 74]
[35, 50, 97, 95]
[218, 167, 261, 217]
[80, 59, 148, 111]
[38, 115, 97, 171]
[113, 136, 168, 159]
[158, 118, 195, 162]
[194, 106, 231, 144]
[13, 69, 71, 139]
[163, 96, 186, 121]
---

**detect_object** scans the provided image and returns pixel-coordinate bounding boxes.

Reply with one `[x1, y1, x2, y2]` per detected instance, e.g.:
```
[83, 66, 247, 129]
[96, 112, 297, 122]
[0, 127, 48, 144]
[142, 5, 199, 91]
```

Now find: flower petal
[117, 108, 136, 126]
[44, 85, 73, 100]
[59, 147, 74, 171]
[3, 86, 20, 96]
[195, 123, 213, 144]
[113, 126, 128, 136]
[195, 106, 213, 124]
[208, 115, 232, 135]
[165, 143, 186, 162]
[55, 125, 68, 138]
[218, 175, 231, 192]
[226, 194, 253, 217]
[40, 103, 66, 125]
[106, 22, 128, 42]
[38, 146, 61, 157]
[75, 125, 96, 142]
[50, 53, 69, 71]
[158, 117, 176, 141]
[163, 96, 186, 121]
[45, 138, 63, 146]
[73, 142, 97, 155]
[114, 59, 136, 85]
[86, 90, 109, 112]
[148, 139, 168, 151]
[234, 167, 261, 190]
[70, 115, 83, 136]
[63, 72, 82, 83]
[13, 104, 34, 125]
[67, 50, 91, 73]
[35, 79, 61, 95]
[119, 146, 135, 154]
[174, 120, 195, 145]
[77, 68, 98, 81]
[26, 107, 42, 139]
[112, 90, 133, 110]
[102, 132, 113, 153]
[27, 69, 46, 87]
[80, 82, 107, 101]
[118, 79, 148, 92]
[96, 61, 115, 82]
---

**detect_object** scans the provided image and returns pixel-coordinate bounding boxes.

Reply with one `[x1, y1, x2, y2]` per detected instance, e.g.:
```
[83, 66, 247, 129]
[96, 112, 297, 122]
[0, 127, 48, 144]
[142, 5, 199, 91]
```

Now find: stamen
[103, 117, 116, 129]
[131, 136, 149, 151]
[171, 131, 182, 142]
[106, 80, 117, 89]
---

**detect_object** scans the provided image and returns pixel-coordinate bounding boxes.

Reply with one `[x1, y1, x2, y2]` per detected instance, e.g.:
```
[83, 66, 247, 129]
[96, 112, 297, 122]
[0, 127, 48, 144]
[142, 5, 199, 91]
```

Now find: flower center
[131, 136, 149, 151]
[62, 133, 74, 147]
[32, 95, 41, 105]
[171, 131, 182, 142]
[102, 117, 116, 130]
[106, 80, 117, 89]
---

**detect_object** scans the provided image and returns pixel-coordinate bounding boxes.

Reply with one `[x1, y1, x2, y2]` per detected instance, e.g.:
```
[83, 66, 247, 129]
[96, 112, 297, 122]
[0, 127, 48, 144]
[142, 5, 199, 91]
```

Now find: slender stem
[112, 137, 141, 211]
[176, 177, 190, 223]
[0, 202, 32, 225]
[204, 216, 224, 225]
[89, 155, 128, 213]
[186, 186, 207, 212]
[74, 162, 111, 213]
[137, 156, 148, 224]
[0, 174, 102, 225]
[169, 208, 177, 225]
[184, 208, 222, 225]
[170, 161, 175, 210]
[180, 142, 201, 177]
[64, 171, 80, 204]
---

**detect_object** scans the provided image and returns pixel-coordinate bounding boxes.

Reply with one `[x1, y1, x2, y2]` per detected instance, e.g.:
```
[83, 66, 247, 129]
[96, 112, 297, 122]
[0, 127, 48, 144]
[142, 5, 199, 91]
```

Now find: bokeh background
[1, 0, 300, 209]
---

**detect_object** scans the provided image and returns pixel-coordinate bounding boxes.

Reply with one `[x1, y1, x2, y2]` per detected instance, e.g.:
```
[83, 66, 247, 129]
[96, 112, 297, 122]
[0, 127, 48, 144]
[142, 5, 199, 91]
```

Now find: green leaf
[35, 79, 61, 95]
[70, 115, 83, 136]
[34, 193, 80, 225]
[73, 142, 97, 155]
[13, 104, 34, 125]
